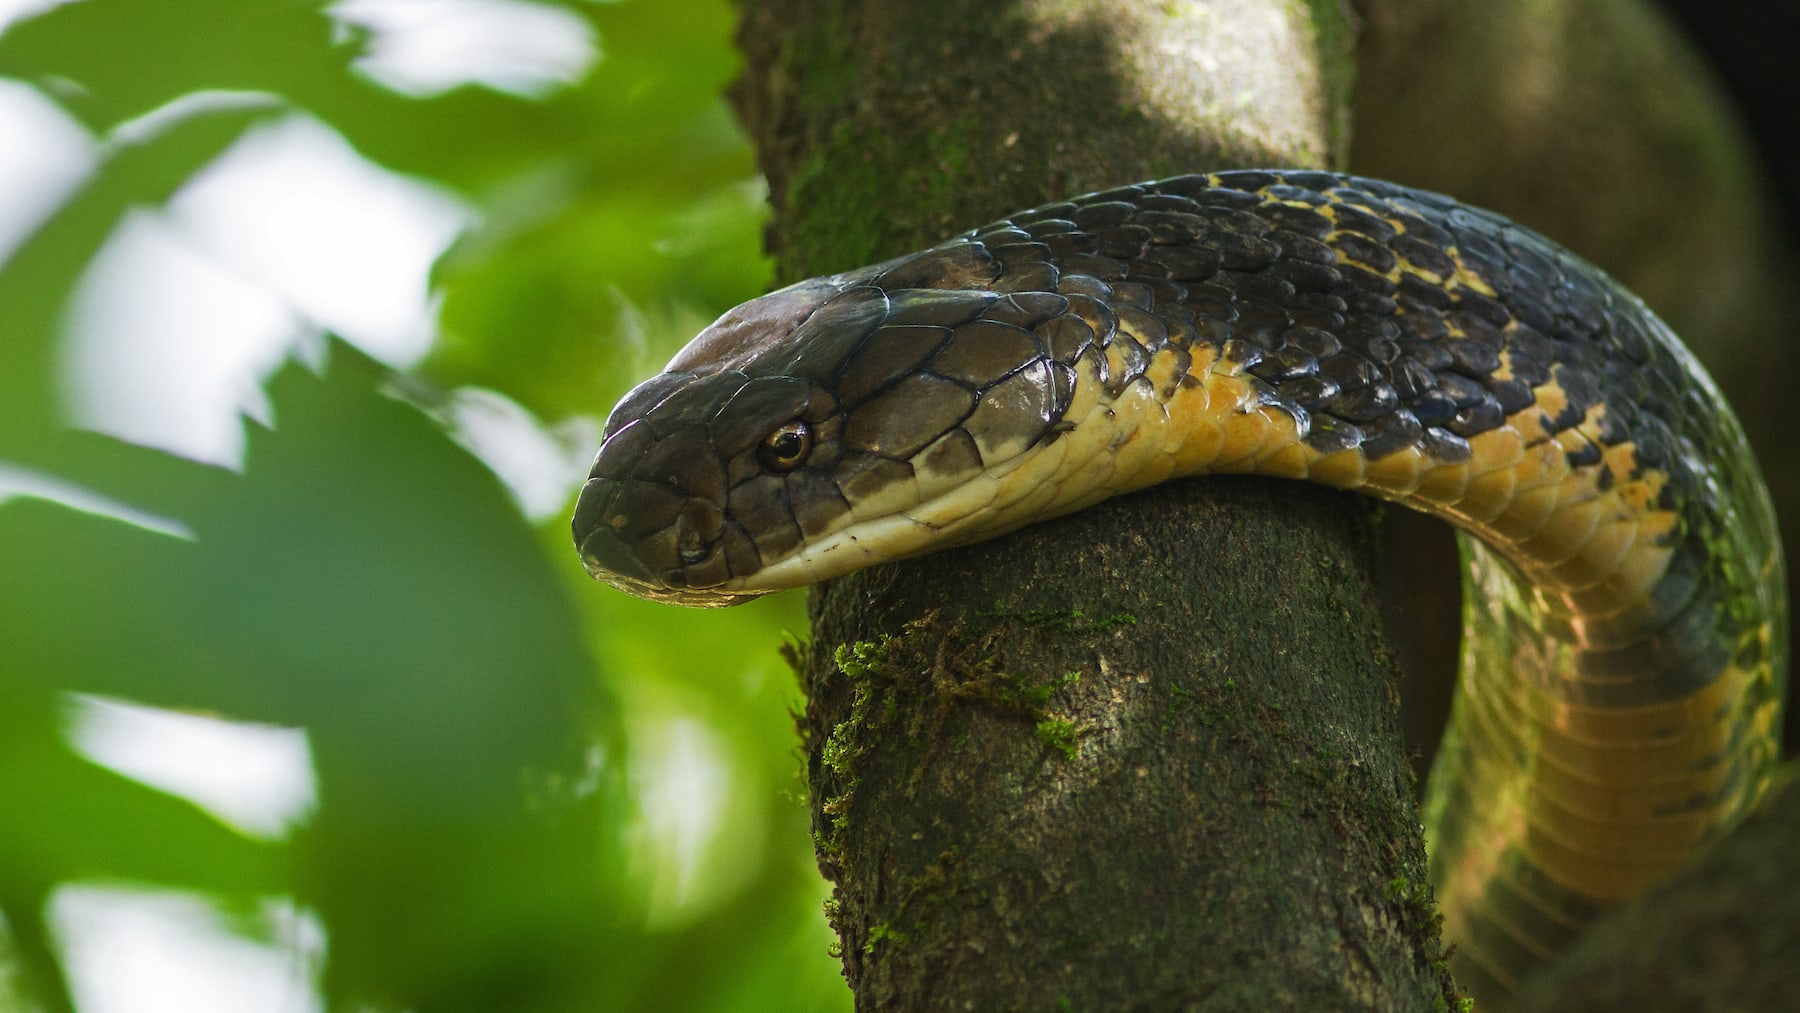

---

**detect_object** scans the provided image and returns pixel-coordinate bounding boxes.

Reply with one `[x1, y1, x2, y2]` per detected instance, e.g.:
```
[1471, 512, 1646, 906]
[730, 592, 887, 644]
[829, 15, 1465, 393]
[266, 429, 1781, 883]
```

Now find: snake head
[573, 245, 1072, 606]
[573, 277, 846, 605]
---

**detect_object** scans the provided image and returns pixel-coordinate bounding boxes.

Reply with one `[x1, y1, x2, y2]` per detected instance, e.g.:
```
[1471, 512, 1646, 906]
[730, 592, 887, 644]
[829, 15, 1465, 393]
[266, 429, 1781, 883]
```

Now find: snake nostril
[675, 499, 725, 567]
[678, 531, 707, 565]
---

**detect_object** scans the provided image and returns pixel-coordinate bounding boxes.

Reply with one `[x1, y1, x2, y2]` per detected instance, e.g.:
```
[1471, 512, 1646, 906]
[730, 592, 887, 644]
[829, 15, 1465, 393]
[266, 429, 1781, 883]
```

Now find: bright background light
[2, 2, 744, 1009]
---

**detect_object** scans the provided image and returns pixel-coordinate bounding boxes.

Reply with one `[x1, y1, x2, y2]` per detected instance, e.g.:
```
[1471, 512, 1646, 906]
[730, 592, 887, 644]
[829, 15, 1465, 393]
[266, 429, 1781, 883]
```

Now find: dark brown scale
[834, 454, 912, 501]
[1221, 338, 1264, 369]
[1096, 224, 1153, 258]
[1057, 273, 1111, 300]
[1487, 377, 1536, 415]
[994, 261, 1058, 293]
[1234, 307, 1289, 345]
[1204, 231, 1281, 271]
[1288, 304, 1346, 333]
[1193, 316, 1232, 348]
[1109, 281, 1157, 309]
[1124, 257, 1169, 283]
[1391, 233, 1456, 278]
[1449, 400, 1505, 437]
[1363, 332, 1402, 365]
[1116, 304, 1171, 352]
[1401, 337, 1453, 371]
[932, 320, 1045, 388]
[1420, 426, 1472, 462]
[1020, 217, 1079, 239]
[1273, 232, 1340, 268]
[918, 427, 983, 475]
[994, 242, 1054, 272]
[980, 291, 1071, 329]
[1331, 203, 1398, 242]
[967, 363, 1063, 457]
[1283, 326, 1341, 358]
[1308, 414, 1364, 453]
[726, 474, 801, 558]
[1317, 351, 1380, 389]
[1269, 257, 1339, 293]
[843, 374, 976, 458]
[1284, 375, 1339, 409]
[1397, 307, 1449, 342]
[1360, 410, 1424, 458]
[1132, 209, 1209, 242]
[1186, 282, 1239, 320]
[1102, 335, 1153, 397]
[606, 370, 697, 438]
[1262, 203, 1335, 237]
[1221, 271, 1297, 307]
[871, 243, 1000, 290]
[1139, 192, 1214, 214]
[1565, 440, 1604, 469]
[1070, 201, 1137, 230]
[786, 470, 851, 538]
[1184, 185, 1264, 210]
[1326, 384, 1402, 427]
[884, 289, 996, 329]
[1505, 326, 1555, 385]
[1041, 231, 1098, 258]
[1054, 251, 1125, 281]
[835, 325, 953, 405]
[1248, 347, 1318, 383]
[1398, 273, 1456, 311]
[1040, 315, 1095, 364]
[1411, 390, 1460, 427]
[972, 225, 1032, 247]
[1444, 337, 1501, 377]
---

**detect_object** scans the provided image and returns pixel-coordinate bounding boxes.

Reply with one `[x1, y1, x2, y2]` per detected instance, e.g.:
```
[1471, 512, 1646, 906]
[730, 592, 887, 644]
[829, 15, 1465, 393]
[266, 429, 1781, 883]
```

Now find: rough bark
[734, 2, 1461, 1008]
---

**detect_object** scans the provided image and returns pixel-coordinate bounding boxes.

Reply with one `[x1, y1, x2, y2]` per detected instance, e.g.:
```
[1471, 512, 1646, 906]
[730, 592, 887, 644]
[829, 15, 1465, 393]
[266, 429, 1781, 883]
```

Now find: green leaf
[0, 100, 278, 447]
[0, 343, 629, 1007]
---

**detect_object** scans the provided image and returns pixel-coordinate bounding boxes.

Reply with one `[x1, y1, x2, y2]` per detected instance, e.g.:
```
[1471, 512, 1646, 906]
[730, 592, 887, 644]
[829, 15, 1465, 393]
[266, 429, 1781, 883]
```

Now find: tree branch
[733, 1, 1460, 1007]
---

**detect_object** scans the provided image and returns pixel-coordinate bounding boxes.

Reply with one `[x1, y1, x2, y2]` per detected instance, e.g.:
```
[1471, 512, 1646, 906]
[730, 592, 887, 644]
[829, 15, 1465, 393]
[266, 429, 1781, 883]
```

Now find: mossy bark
[733, 1, 1460, 1008]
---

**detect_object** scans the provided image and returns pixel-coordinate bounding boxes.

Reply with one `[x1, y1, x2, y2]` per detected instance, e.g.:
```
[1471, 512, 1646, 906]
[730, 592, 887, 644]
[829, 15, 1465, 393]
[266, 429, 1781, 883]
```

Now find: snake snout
[572, 415, 746, 603]
[572, 476, 659, 587]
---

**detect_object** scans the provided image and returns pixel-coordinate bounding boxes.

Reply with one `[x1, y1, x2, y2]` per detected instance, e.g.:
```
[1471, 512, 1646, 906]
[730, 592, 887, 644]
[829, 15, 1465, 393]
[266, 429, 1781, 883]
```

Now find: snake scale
[571, 170, 1787, 997]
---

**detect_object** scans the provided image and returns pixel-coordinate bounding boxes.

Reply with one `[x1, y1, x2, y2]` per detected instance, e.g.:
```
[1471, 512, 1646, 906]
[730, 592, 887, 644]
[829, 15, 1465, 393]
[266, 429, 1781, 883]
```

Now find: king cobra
[571, 170, 1787, 996]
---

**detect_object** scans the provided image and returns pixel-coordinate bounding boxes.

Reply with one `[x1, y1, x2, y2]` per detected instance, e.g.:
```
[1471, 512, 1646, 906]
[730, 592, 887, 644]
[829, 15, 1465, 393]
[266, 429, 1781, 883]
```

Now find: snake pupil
[758, 421, 812, 472]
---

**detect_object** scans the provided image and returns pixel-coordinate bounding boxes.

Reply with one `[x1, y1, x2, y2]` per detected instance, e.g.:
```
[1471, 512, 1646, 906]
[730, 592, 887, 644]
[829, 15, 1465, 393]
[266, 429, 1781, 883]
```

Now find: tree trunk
[732, 2, 1460, 1008]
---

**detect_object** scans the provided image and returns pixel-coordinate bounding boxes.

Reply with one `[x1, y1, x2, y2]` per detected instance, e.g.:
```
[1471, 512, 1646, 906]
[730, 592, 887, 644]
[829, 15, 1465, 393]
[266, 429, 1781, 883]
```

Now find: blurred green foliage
[0, 1, 844, 1010]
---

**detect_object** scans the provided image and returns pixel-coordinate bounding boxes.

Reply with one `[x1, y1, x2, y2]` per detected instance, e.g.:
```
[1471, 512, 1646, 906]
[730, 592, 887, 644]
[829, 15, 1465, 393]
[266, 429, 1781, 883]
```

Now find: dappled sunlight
[442, 385, 600, 521]
[165, 114, 471, 365]
[0, 0, 844, 1008]
[0, 464, 194, 539]
[333, 0, 599, 99]
[627, 708, 753, 928]
[51, 889, 323, 1013]
[60, 209, 299, 467]
[66, 696, 317, 841]
[0, 79, 91, 265]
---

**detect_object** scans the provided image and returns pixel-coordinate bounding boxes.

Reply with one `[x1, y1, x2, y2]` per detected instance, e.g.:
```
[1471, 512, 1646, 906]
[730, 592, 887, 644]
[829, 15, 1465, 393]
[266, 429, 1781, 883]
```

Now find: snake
[570, 170, 1787, 997]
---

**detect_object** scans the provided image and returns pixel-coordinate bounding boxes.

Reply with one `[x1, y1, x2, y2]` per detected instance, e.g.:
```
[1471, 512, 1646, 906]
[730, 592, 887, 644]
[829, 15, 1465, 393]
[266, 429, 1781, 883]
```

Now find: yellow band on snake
[571, 170, 1787, 998]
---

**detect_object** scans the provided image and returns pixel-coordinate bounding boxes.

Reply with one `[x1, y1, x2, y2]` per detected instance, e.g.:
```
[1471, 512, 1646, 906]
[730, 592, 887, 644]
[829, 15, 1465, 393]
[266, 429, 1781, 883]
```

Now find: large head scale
[572, 242, 1077, 605]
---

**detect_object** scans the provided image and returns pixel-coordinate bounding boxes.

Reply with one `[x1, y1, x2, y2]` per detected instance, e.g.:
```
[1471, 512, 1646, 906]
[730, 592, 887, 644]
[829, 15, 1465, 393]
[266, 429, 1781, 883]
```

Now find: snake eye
[758, 420, 812, 472]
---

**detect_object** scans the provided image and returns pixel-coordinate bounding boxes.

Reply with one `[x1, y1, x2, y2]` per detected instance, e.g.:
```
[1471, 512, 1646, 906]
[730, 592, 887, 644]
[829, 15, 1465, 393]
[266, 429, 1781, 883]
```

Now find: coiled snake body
[572, 170, 1787, 996]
